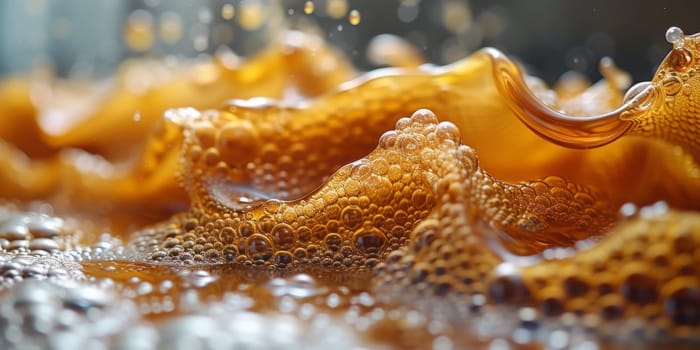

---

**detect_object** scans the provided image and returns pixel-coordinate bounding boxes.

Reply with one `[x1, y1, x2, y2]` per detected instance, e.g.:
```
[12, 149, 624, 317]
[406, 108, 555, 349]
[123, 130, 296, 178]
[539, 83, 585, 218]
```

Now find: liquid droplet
[669, 48, 693, 71]
[238, 1, 263, 31]
[124, 10, 154, 52]
[666, 26, 685, 45]
[304, 1, 315, 14]
[349, 9, 361, 25]
[327, 0, 348, 19]
[221, 3, 235, 20]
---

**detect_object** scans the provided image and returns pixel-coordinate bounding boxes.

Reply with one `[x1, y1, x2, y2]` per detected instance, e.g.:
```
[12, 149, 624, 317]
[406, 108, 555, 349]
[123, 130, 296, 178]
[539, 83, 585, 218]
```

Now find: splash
[0, 24, 699, 346]
[490, 26, 700, 165]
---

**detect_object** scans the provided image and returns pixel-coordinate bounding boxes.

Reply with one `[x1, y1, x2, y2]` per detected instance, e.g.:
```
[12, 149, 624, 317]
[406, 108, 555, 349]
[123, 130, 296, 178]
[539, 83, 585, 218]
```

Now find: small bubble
[159, 12, 183, 44]
[238, 0, 264, 30]
[221, 3, 235, 20]
[662, 76, 682, 96]
[137, 282, 153, 295]
[619, 202, 637, 217]
[304, 1, 315, 15]
[441, 0, 472, 34]
[326, 0, 348, 19]
[397, 2, 419, 23]
[193, 34, 208, 52]
[124, 10, 154, 52]
[326, 293, 341, 308]
[433, 335, 454, 350]
[348, 9, 361, 25]
[548, 329, 570, 349]
[666, 26, 684, 45]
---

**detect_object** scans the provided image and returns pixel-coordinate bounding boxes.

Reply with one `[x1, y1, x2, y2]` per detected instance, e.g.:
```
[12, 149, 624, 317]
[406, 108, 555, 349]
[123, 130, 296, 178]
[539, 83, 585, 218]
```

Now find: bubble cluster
[134, 110, 444, 268]
[629, 26, 700, 164]
[1, 23, 700, 347]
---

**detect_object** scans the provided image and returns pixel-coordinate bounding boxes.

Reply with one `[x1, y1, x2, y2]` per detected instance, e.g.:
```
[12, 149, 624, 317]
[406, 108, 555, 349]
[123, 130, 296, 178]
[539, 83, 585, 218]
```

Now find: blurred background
[1, 0, 699, 83]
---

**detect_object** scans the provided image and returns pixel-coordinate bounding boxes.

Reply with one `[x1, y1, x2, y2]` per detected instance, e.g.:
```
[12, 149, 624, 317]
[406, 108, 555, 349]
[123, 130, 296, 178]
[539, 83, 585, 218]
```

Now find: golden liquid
[0, 8, 700, 350]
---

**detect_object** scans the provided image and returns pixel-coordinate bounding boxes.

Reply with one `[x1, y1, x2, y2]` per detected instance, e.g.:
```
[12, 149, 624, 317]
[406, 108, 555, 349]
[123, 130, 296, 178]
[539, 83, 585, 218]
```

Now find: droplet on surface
[304, 1, 315, 15]
[666, 26, 685, 45]
[348, 10, 361, 25]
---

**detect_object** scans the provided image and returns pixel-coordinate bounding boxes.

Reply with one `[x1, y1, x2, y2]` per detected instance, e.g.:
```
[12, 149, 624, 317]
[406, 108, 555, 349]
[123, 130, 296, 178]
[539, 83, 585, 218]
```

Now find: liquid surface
[1, 22, 700, 350]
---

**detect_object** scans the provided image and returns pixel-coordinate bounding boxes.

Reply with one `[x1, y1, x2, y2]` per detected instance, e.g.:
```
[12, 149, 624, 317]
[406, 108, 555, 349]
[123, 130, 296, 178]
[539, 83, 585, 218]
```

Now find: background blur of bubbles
[1, 0, 699, 83]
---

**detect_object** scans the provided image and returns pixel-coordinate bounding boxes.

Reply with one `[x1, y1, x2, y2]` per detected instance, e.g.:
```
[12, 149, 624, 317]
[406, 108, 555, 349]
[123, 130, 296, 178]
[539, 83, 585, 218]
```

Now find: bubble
[223, 245, 238, 261]
[622, 81, 652, 104]
[668, 48, 693, 71]
[600, 300, 624, 321]
[246, 234, 274, 262]
[296, 227, 312, 243]
[238, 0, 264, 31]
[353, 227, 386, 252]
[0, 219, 29, 241]
[364, 175, 393, 205]
[221, 3, 235, 20]
[348, 10, 361, 26]
[28, 238, 58, 252]
[272, 224, 296, 250]
[233, 222, 253, 238]
[664, 284, 700, 326]
[257, 216, 275, 233]
[488, 264, 529, 302]
[665, 26, 684, 45]
[341, 206, 363, 230]
[343, 180, 361, 196]
[621, 272, 658, 305]
[441, 0, 472, 34]
[156, 12, 182, 45]
[193, 34, 209, 52]
[326, 0, 348, 19]
[398, 135, 418, 152]
[264, 200, 282, 214]
[304, 1, 315, 15]
[410, 108, 438, 125]
[273, 251, 294, 266]
[378, 130, 398, 149]
[435, 122, 460, 143]
[397, 2, 419, 23]
[662, 76, 683, 96]
[324, 233, 342, 251]
[124, 10, 154, 52]
[370, 158, 389, 175]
